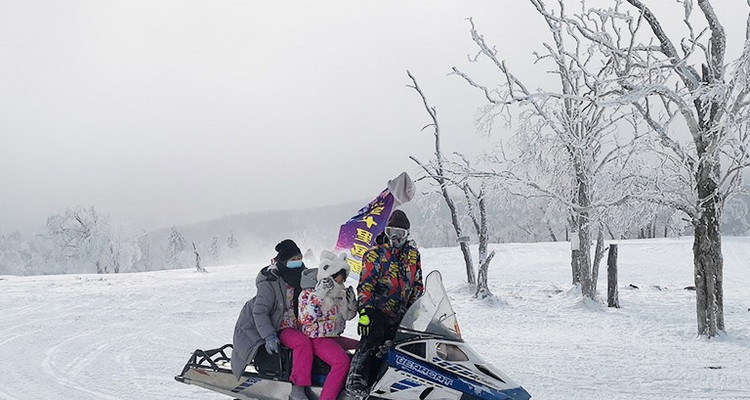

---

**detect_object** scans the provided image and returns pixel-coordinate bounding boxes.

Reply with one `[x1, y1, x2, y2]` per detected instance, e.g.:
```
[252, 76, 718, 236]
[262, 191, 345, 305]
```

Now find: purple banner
[334, 188, 395, 274]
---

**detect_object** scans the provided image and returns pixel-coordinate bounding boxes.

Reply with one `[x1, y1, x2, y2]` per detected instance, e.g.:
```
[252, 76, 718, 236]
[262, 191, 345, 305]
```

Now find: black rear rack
[177, 344, 233, 379]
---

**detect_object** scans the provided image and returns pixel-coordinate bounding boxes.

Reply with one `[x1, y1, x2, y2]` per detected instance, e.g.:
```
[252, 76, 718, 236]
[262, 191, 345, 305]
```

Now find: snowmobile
[175, 270, 531, 400]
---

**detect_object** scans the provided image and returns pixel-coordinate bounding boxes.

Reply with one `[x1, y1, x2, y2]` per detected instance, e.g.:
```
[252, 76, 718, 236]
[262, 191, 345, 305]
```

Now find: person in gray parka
[231, 239, 314, 400]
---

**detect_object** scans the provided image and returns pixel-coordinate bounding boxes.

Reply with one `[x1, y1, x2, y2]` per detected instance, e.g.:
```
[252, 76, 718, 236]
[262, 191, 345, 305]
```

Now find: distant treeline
[1, 190, 749, 276]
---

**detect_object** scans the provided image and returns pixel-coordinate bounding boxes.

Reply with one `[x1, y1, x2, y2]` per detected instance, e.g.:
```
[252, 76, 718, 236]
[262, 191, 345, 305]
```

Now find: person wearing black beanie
[387, 209, 410, 230]
[374, 209, 412, 246]
[345, 209, 423, 397]
[275, 239, 302, 266]
[231, 238, 314, 400]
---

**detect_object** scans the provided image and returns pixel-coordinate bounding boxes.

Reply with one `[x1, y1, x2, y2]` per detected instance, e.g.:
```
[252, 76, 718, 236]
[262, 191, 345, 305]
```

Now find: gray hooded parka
[231, 264, 300, 379]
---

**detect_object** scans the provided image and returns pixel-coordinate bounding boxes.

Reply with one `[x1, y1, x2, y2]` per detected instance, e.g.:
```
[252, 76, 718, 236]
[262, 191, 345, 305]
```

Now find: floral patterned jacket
[298, 285, 358, 338]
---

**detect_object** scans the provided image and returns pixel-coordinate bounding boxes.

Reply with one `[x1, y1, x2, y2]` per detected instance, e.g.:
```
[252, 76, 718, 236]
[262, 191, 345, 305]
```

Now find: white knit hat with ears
[318, 249, 350, 281]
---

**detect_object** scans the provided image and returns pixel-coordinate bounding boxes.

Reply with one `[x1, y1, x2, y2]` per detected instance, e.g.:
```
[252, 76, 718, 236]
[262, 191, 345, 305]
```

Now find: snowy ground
[1, 237, 749, 400]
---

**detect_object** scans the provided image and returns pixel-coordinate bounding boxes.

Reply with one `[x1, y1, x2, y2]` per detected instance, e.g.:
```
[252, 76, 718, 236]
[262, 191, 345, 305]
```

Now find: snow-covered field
[1, 237, 749, 400]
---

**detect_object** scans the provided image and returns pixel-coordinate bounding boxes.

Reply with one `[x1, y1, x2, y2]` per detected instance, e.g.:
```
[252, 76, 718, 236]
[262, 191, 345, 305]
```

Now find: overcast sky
[1, 1, 747, 234]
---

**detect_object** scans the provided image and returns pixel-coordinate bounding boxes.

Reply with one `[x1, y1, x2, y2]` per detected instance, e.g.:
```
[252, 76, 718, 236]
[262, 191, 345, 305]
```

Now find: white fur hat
[318, 249, 350, 281]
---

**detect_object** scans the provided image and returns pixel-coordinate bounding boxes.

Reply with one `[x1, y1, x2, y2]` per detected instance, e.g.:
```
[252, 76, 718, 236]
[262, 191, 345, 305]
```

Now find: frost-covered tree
[226, 231, 238, 249]
[140, 241, 153, 272]
[208, 235, 220, 262]
[545, 0, 750, 337]
[410, 194, 463, 247]
[43, 206, 141, 274]
[453, 8, 642, 299]
[166, 226, 187, 269]
[0, 232, 32, 275]
[723, 191, 750, 235]
[45, 206, 120, 274]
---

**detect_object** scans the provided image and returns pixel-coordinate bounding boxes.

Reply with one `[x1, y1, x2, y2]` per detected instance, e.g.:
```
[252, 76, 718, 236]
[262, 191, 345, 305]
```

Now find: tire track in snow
[41, 329, 121, 400]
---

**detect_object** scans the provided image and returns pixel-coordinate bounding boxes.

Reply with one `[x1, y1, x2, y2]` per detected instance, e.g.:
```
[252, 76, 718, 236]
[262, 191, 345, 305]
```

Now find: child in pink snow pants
[279, 328, 313, 387]
[298, 250, 359, 400]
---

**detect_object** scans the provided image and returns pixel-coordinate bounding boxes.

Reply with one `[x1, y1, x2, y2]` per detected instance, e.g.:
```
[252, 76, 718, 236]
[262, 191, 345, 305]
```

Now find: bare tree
[408, 71, 496, 297]
[192, 242, 207, 273]
[548, 0, 750, 337]
[166, 226, 187, 269]
[407, 70, 476, 287]
[459, 176, 496, 298]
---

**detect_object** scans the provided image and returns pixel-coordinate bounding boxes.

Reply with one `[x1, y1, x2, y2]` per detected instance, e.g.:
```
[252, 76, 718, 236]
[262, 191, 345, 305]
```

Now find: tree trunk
[440, 181, 475, 285]
[577, 217, 593, 298]
[474, 194, 494, 298]
[477, 194, 489, 267]
[193, 242, 207, 273]
[591, 229, 605, 295]
[607, 244, 620, 308]
[693, 163, 724, 337]
[571, 169, 594, 299]
[459, 241, 475, 285]
[542, 208, 558, 242]
[606, 225, 616, 240]
[571, 246, 580, 285]
[476, 250, 496, 299]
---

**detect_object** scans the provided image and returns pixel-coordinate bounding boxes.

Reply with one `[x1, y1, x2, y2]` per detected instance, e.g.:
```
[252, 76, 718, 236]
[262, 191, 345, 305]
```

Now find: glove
[315, 277, 335, 296]
[345, 286, 358, 313]
[358, 308, 385, 337]
[264, 334, 279, 354]
[358, 309, 372, 337]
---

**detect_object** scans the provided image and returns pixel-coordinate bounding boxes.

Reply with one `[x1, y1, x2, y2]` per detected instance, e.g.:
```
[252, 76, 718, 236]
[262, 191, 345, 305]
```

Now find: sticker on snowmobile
[230, 377, 262, 393]
[394, 353, 455, 386]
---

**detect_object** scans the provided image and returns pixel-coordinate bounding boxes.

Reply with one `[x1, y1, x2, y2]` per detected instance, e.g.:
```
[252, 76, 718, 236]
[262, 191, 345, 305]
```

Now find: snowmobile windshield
[399, 270, 462, 340]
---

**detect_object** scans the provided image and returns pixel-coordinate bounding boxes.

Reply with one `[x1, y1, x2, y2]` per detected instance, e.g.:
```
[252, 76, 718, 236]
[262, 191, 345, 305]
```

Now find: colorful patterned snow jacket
[357, 242, 424, 325]
[298, 286, 358, 338]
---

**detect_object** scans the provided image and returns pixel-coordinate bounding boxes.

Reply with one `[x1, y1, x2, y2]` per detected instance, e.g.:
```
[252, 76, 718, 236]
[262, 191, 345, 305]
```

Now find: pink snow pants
[279, 328, 313, 386]
[312, 336, 359, 400]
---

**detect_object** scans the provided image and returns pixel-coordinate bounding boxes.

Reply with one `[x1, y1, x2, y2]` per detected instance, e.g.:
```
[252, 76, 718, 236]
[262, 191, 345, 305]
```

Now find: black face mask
[276, 262, 304, 288]
[276, 262, 305, 318]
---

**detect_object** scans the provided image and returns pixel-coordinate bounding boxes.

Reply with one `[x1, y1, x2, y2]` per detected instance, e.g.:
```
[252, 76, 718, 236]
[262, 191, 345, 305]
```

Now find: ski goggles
[385, 226, 408, 240]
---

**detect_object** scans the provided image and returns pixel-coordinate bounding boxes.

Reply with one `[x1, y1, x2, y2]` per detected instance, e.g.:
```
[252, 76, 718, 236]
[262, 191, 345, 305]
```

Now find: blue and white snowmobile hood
[382, 270, 531, 400]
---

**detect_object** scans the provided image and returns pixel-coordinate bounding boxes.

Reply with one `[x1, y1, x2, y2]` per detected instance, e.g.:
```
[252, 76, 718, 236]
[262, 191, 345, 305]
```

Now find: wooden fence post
[607, 244, 620, 308]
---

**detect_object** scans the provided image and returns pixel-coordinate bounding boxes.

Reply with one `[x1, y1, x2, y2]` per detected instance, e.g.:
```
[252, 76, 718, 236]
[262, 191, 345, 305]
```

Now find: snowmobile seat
[251, 345, 352, 387]
[252, 346, 292, 380]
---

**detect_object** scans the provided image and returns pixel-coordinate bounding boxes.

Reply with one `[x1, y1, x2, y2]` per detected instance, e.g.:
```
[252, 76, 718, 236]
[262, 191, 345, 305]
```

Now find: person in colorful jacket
[344, 209, 424, 397]
[297, 250, 359, 400]
[231, 239, 314, 400]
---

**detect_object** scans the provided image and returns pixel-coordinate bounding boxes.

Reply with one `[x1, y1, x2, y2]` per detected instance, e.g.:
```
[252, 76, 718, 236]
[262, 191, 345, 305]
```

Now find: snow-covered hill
[1, 237, 748, 400]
